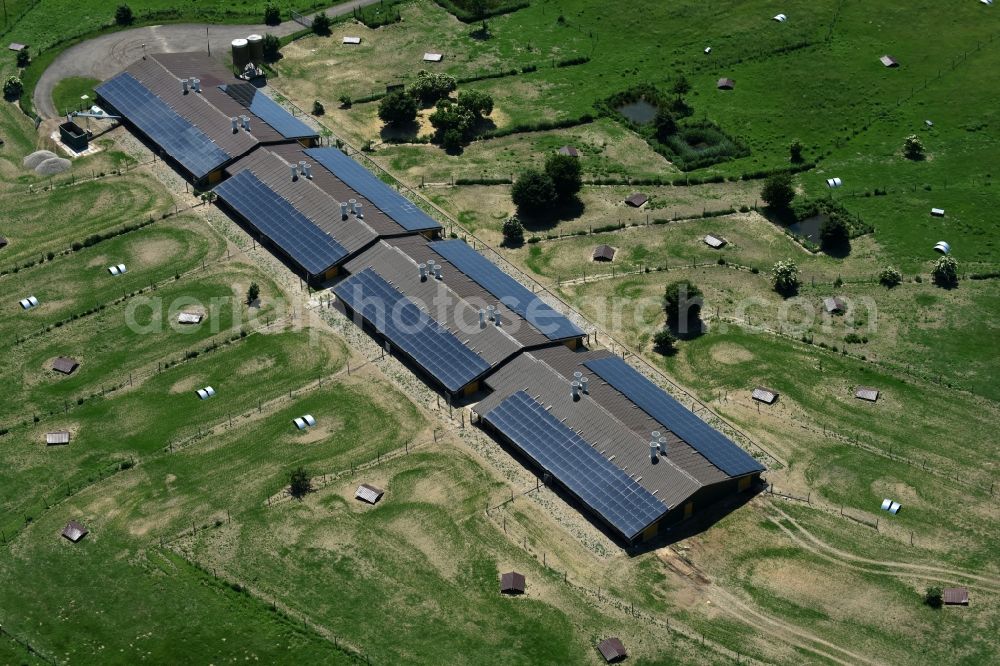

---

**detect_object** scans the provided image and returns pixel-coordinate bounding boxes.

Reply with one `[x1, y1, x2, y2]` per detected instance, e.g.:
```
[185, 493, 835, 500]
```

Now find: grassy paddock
[0, 326, 347, 535]
[0, 262, 284, 426]
[0, 215, 225, 340]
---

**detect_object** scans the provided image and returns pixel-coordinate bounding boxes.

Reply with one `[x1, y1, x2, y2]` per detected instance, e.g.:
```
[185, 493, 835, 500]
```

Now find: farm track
[766, 504, 1000, 592]
[33, 0, 383, 118]
[703, 582, 878, 666]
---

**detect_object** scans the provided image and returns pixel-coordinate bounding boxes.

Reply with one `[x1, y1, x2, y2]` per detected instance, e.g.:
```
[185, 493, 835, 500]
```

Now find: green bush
[512, 169, 556, 212]
[3, 76, 23, 100]
[932, 255, 958, 288]
[115, 4, 134, 26]
[262, 34, 281, 62]
[772, 258, 800, 296]
[409, 70, 457, 106]
[544, 153, 582, 200]
[378, 91, 418, 125]
[663, 281, 703, 331]
[502, 216, 524, 246]
[879, 266, 902, 288]
[264, 4, 281, 25]
[653, 329, 678, 355]
[311, 12, 331, 35]
[761, 173, 795, 210]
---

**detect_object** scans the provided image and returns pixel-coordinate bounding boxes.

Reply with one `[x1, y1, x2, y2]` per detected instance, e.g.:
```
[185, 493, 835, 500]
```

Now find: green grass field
[0, 0, 998, 663]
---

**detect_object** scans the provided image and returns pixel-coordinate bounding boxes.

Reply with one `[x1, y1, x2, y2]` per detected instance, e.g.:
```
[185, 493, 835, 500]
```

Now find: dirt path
[34, 0, 381, 118]
[767, 504, 1000, 590]
[705, 582, 881, 666]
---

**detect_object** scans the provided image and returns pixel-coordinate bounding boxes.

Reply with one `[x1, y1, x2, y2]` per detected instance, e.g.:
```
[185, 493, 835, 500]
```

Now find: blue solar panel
[584, 357, 765, 477]
[429, 240, 584, 341]
[333, 268, 491, 392]
[214, 170, 347, 275]
[484, 391, 668, 540]
[304, 148, 441, 232]
[96, 73, 231, 179]
[248, 91, 317, 139]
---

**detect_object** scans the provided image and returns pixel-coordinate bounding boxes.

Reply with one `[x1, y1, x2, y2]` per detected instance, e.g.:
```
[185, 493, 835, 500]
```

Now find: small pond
[786, 213, 827, 243]
[617, 99, 658, 125]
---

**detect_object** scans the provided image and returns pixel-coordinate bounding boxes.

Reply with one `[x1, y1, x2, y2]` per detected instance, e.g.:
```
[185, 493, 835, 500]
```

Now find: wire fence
[268, 88, 786, 469]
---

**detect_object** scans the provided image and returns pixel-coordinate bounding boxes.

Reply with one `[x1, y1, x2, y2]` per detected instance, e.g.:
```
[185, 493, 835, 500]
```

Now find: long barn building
[96, 51, 765, 546]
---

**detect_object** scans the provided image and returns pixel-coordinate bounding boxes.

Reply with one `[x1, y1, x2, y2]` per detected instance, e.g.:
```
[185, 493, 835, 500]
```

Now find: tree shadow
[517, 196, 586, 231]
[472, 116, 498, 135]
[821, 238, 852, 259]
[758, 205, 796, 226]
[668, 317, 706, 340]
[379, 121, 421, 142]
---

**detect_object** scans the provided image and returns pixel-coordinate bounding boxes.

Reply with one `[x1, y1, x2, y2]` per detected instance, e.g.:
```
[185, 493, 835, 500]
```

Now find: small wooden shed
[46, 431, 71, 446]
[624, 192, 648, 208]
[558, 145, 579, 157]
[943, 587, 969, 606]
[61, 520, 88, 542]
[880, 55, 899, 68]
[752, 387, 779, 404]
[500, 571, 526, 595]
[52, 357, 80, 375]
[717, 78, 735, 90]
[855, 386, 880, 402]
[824, 297, 846, 314]
[597, 637, 628, 663]
[593, 245, 616, 262]
[355, 483, 384, 504]
[704, 234, 727, 249]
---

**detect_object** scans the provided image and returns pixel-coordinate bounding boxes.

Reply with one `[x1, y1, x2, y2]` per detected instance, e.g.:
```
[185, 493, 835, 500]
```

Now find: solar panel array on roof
[584, 357, 764, 477]
[484, 391, 668, 540]
[304, 148, 441, 232]
[429, 240, 584, 342]
[218, 83, 316, 139]
[214, 170, 348, 275]
[96, 73, 231, 179]
[334, 268, 492, 392]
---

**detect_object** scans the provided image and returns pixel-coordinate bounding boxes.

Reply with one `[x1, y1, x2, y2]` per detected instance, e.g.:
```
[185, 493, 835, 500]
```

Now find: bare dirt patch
[134, 237, 182, 268]
[709, 342, 755, 365]
[169, 376, 201, 395]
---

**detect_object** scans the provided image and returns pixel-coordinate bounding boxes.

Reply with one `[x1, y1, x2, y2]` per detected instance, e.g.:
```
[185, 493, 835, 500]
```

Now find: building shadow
[627, 481, 766, 556]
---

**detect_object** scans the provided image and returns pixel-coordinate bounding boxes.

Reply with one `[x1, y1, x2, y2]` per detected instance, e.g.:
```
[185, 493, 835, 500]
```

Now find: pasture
[0, 0, 997, 663]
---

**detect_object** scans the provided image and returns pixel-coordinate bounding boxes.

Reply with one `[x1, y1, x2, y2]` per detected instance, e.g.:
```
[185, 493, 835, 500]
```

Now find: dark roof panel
[483, 390, 669, 541]
[429, 240, 584, 342]
[342, 241, 525, 366]
[220, 83, 317, 139]
[221, 148, 378, 259]
[500, 571, 526, 594]
[333, 267, 492, 392]
[305, 148, 442, 232]
[96, 72, 232, 179]
[585, 356, 764, 477]
[214, 170, 348, 275]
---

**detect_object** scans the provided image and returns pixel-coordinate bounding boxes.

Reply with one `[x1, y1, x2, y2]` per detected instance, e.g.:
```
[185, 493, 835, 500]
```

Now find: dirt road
[34, 1, 380, 118]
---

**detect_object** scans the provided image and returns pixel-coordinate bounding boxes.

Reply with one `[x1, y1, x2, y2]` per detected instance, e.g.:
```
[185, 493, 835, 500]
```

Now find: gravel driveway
[34, 1, 379, 118]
